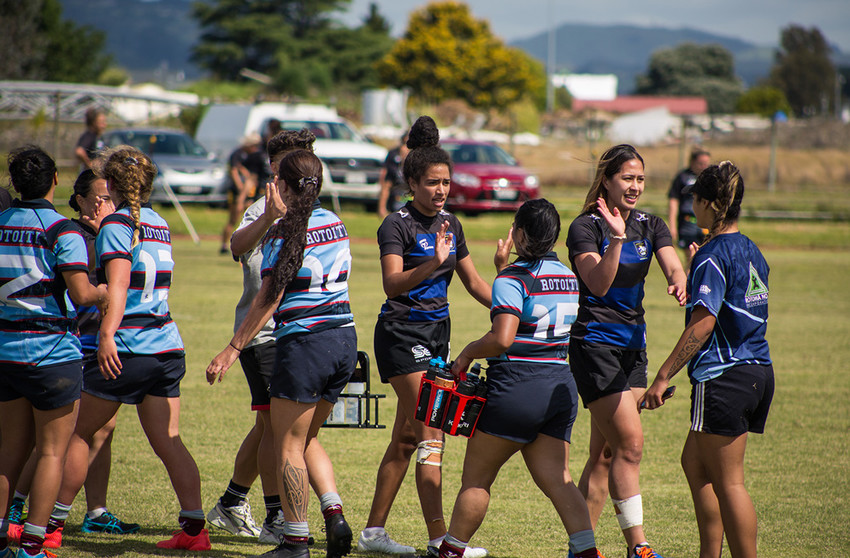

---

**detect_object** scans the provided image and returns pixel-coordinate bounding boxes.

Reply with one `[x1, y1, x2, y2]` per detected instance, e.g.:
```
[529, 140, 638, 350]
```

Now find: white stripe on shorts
[691, 381, 705, 432]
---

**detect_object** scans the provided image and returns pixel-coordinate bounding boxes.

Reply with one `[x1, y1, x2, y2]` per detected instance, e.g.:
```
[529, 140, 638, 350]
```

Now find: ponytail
[93, 147, 156, 248]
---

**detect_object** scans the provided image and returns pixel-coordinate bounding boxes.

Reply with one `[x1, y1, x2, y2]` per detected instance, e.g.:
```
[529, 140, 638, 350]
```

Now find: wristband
[229, 342, 242, 353]
[610, 233, 627, 241]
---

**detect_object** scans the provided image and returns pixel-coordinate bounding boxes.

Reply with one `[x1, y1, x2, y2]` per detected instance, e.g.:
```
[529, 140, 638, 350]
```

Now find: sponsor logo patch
[745, 262, 768, 306]
[411, 344, 432, 361]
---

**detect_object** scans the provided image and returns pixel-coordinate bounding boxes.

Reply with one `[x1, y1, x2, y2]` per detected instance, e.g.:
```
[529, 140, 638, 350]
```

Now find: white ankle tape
[416, 439, 444, 466]
[612, 494, 643, 531]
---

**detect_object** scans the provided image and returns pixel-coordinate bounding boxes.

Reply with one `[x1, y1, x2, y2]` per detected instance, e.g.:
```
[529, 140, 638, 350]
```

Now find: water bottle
[456, 375, 489, 437]
[442, 377, 477, 436]
[426, 364, 455, 428]
[415, 358, 442, 422]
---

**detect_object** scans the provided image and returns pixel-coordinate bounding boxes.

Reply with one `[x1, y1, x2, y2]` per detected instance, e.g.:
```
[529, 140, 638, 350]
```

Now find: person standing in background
[220, 134, 262, 254]
[75, 108, 107, 171]
[377, 132, 410, 219]
[668, 147, 711, 252]
[0, 186, 11, 211]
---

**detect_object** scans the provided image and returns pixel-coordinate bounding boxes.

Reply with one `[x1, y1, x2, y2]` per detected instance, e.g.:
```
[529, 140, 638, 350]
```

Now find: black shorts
[374, 318, 450, 383]
[0, 360, 82, 411]
[83, 353, 185, 404]
[270, 327, 357, 404]
[691, 363, 774, 436]
[240, 340, 275, 411]
[569, 338, 647, 405]
[477, 361, 578, 444]
[678, 220, 705, 248]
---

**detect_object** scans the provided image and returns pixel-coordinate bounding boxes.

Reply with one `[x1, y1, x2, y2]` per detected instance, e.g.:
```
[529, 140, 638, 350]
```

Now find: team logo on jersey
[699, 284, 711, 295]
[411, 344, 432, 361]
[634, 212, 649, 222]
[633, 239, 650, 260]
[745, 262, 768, 306]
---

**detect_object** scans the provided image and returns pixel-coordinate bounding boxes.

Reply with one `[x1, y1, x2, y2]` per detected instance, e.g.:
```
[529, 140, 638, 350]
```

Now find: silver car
[100, 128, 229, 205]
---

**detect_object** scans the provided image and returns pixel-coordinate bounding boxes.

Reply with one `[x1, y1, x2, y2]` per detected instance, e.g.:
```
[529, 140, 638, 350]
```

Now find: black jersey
[566, 210, 673, 349]
[377, 202, 469, 322]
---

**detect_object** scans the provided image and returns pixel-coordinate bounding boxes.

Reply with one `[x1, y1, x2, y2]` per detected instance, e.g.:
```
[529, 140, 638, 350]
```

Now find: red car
[441, 139, 540, 214]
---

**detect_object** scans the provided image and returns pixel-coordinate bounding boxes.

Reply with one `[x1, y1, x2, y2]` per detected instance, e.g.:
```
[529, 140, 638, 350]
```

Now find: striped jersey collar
[12, 198, 55, 210]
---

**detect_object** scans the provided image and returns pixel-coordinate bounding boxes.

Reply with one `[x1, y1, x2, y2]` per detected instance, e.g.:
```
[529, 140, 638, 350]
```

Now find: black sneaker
[324, 514, 352, 558]
[259, 542, 310, 558]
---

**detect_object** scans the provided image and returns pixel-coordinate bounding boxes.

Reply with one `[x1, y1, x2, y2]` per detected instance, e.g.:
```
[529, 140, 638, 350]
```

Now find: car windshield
[104, 131, 209, 157]
[443, 143, 516, 166]
[272, 120, 361, 141]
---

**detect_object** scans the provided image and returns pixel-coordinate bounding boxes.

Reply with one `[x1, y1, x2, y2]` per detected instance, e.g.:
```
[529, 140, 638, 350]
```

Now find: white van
[195, 103, 388, 207]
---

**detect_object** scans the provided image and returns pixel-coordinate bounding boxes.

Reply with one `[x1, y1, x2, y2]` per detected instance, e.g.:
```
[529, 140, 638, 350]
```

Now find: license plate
[345, 171, 367, 184]
[179, 185, 202, 194]
[493, 188, 517, 200]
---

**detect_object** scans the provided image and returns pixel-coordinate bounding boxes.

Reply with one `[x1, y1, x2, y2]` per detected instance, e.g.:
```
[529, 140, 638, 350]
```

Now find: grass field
[28, 200, 850, 557]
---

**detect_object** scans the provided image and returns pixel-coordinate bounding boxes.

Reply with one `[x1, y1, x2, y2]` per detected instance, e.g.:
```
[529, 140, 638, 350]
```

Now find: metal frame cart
[323, 351, 385, 429]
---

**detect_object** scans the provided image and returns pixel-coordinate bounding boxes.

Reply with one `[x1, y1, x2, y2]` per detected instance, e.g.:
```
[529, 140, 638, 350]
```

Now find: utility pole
[546, 0, 556, 113]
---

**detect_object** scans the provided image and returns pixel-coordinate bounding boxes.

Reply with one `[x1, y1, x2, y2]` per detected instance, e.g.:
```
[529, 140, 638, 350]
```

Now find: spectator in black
[668, 146, 711, 251]
[220, 133, 262, 254]
[377, 132, 410, 218]
[0, 186, 11, 212]
[75, 108, 107, 171]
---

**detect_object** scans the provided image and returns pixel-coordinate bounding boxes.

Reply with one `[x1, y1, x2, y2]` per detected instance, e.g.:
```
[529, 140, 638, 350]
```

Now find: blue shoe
[7, 498, 25, 525]
[81, 511, 140, 534]
[14, 548, 56, 558]
[632, 544, 663, 558]
[0, 547, 15, 558]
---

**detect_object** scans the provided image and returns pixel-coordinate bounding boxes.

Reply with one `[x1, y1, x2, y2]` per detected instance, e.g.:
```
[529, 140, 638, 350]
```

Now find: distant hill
[510, 23, 776, 94]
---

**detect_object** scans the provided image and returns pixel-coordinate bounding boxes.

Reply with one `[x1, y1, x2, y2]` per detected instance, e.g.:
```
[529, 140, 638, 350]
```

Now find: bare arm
[377, 168, 390, 219]
[655, 245, 687, 306]
[206, 276, 281, 384]
[98, 258, 131, 379]
[230, 183, 287, 257]
[668, 197, 680, 243]
[455, 253, 491, 308]
[381, 220, 451, 299]
[638, 305, 715, 411]
[450, 313, 519, 377]
[75, 146, 92, 169]
[63, 269, 107, 308]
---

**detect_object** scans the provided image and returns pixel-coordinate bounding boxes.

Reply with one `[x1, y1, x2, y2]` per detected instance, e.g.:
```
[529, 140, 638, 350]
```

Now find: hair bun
[406, 116, 440, 150]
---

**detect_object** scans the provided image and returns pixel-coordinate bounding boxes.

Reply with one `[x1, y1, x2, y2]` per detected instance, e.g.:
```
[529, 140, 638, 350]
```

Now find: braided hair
[402, 116, 452, 189]
[692, 160, 744, 245]
[513, 198, 561, 260]
[93, 145, 156, 248]
[261, 149, 323, 306]
[581, 144, 644, 214]
[7, 145, 56, 200]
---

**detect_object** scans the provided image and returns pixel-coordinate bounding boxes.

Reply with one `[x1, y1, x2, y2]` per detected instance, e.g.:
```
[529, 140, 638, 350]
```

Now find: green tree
[376, 1, 544, 111]
[767, 25, 836, 117]
[635, 42, 743, 113]
[736, 86, 792, 118]
[0, 0, 112, 83]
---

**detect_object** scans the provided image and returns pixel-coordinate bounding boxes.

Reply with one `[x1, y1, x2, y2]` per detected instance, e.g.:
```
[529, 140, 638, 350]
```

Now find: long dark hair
[581, 144, 644, 214]
[8, 145, 56, 200]
[402, 116, 452, 188]
[692, 160, 744, 245]
[513, 198, 561, 260]
[262, 149, 323, 306]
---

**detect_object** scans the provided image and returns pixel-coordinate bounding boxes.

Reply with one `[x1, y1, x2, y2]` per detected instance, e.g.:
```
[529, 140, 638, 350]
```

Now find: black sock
[264, 495, 281, 523]
[220, 480, 250, 508]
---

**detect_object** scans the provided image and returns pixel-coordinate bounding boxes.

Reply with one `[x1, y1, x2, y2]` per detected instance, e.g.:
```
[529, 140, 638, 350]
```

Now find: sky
[338, 0, 850, 53]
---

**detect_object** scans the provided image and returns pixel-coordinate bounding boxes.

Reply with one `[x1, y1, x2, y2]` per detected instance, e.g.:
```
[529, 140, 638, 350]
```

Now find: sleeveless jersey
[376, 202, 469, 322]
[489, 253, 578, 364]
[261, 203, 354, 339]
[0, 199, 88, 366]
[567, 209, 673, 349]
[96, 205, 184, 355]
[687, 232, 771, 382]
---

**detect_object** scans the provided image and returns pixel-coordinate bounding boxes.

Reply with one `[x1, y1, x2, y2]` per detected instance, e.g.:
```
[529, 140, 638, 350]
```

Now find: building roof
[572, 96, 708, 115]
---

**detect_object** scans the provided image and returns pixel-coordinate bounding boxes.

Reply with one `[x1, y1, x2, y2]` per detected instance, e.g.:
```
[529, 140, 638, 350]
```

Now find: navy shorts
[83, 353, 185, 404]
[0, 360, 82, 411]
[240, 340, 275, 410]
[569, 338, 647, 406]
[691, 363, 774, 436]
[271, 327, 357, 404]
[476, 361, 578, 444]
[374, 318, 450, 383]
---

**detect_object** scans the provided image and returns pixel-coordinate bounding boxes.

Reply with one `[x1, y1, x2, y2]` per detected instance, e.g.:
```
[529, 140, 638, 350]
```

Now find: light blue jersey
[261, 203, 354, 339]
[0, 199, 88, 366]
[489, 253, 579, 364]
[96, 205, 184, 355]
[687, 232, 771, 382]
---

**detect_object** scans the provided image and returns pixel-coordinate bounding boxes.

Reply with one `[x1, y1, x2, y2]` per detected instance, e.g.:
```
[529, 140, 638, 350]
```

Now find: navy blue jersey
[567, 210, 673, 349]
[0, 199, 89, 366]
[377, 202, 470, 322]
[687, 232, 771, 382]
[96, 205, 184, 355]
[261, 203, 354, 339]
[489, 253, 578, 364]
